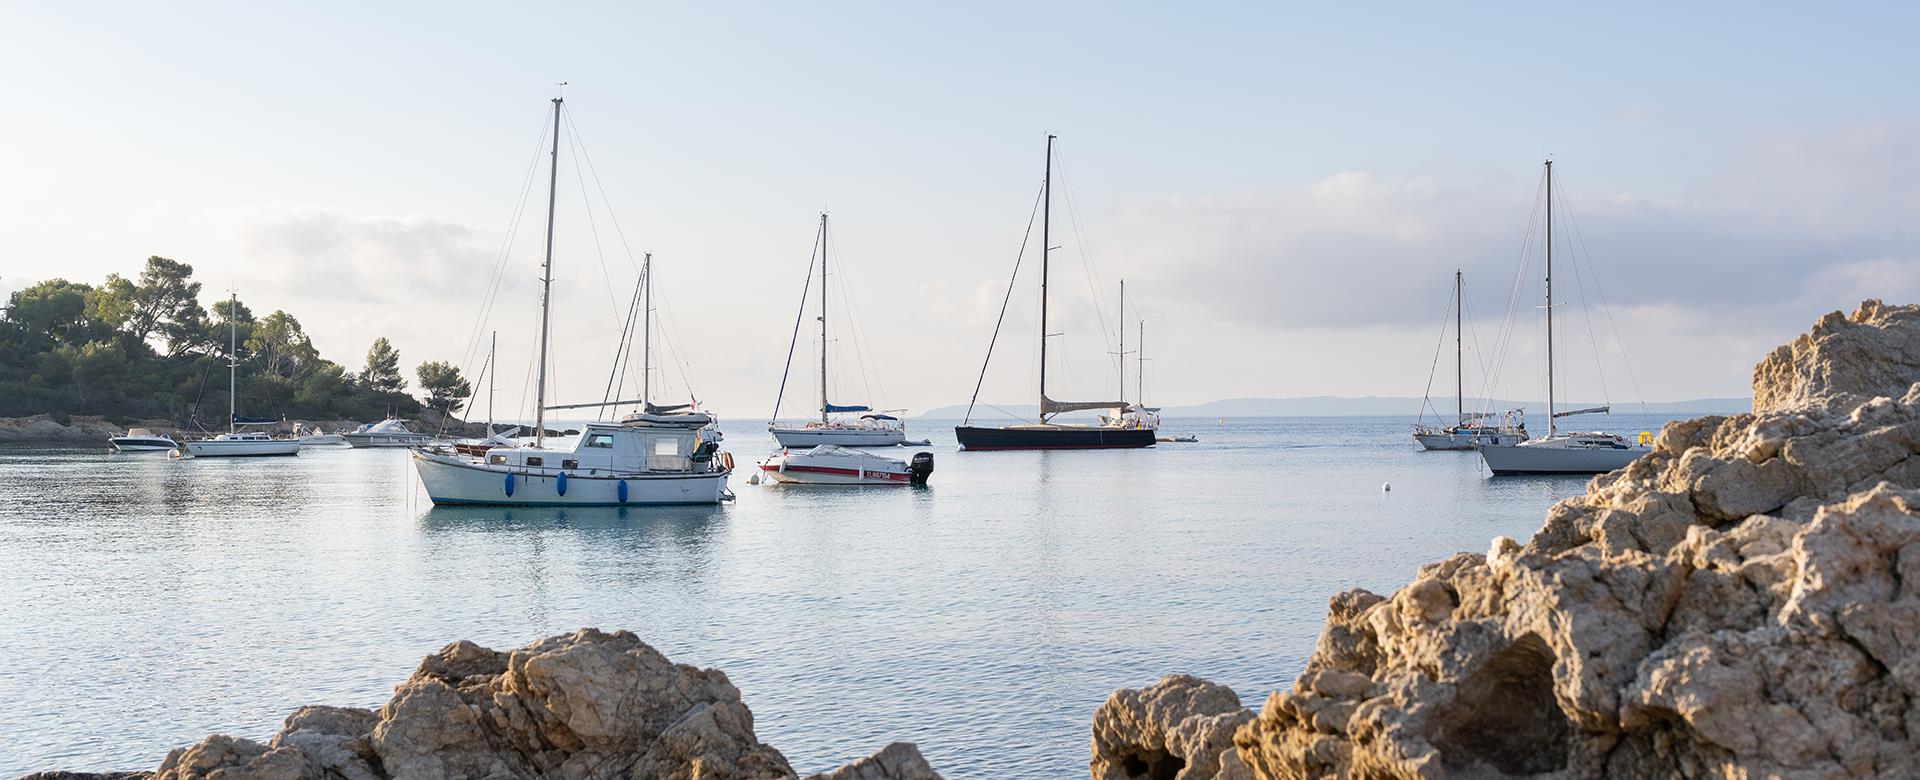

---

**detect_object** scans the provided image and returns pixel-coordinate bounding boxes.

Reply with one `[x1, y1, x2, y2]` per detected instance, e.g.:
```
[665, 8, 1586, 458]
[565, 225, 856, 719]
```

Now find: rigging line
[827, 227, 885, 407]
[562, 112, 645, 275]
[459, 111, 553, 381]
[564, 128, 625, 321]
[1558, 173, 1650, 415]
[963, 181, 1047, 425]
[652, 280, 700, 403]
[1558, 186, 1613, 412]
[1053, 150, 1121, 365]
[599, 277, 644, 420]
[771, 226, 823, 424]
[1416, 282, 1456, 424]
[981, 401, 1037, 425]
[1481, 168, 1545, 418]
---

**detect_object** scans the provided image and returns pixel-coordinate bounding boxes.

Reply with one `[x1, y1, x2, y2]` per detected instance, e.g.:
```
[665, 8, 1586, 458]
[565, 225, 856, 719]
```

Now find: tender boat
[1415, 271, 1529, 450]
[410, 96, 732, 506]
[954, 135, 1154, 451]
[759, 445, 933, 486]
[344, 419, 431, 448]
[109, 428, 178, 452]
[293, 423, 349, 447]
[1479, 161, 1649, 475]
[186, 293, 302, 458]
[769, 213, 912, 448]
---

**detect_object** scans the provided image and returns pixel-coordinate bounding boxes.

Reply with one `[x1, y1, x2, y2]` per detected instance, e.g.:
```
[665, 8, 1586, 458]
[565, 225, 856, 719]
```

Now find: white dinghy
[758, 445, 933, 486]
[110, 428, 178, 452]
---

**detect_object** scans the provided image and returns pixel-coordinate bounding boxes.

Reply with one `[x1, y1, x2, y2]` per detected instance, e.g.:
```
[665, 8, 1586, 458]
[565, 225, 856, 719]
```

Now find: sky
[2, 3, 1917, 419]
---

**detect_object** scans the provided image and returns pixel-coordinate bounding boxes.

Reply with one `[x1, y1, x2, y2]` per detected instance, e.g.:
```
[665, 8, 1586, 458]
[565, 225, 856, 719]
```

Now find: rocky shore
[1091, 299, 1920, 778]
[18, 629, 940, 780]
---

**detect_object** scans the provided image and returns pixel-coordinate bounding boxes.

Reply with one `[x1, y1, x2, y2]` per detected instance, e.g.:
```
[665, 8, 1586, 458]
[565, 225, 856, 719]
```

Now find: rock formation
[1094, 300, 1920, 778]
[23, 629, 936, 780]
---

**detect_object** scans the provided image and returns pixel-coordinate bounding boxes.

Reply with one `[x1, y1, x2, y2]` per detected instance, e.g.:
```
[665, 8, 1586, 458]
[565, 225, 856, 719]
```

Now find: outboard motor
[691, 440, 718, 463]
[908, 451, 934, 486]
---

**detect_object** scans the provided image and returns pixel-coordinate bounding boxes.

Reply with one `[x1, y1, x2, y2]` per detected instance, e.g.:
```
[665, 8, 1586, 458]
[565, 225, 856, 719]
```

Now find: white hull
[300, 435, 350, 447]
[185, 439, 302, 457]
[412, 451, 729, 506]
[1415, 430, 1524, 451]
[1480, 441, 1645, 475]
[110, 437, 178, 452]
[769, 427, 906, 447]
[344, 433, 431, 448]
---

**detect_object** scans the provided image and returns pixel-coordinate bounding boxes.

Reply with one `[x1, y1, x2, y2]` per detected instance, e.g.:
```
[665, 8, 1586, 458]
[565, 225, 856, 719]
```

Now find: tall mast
[228, 291, 237, 434]
[1544, 159, 1555, 437]
[641, 252, 652, 407]
[487, 330, 496, 432]
[819, 213, 829, 424]
[1118, 279, 1126, 404]
[1455, 270, 1463, 425]
[533, 97, 562, 448]
[1039, 134, 1054, 421]
[1136, 320, 1145, 405]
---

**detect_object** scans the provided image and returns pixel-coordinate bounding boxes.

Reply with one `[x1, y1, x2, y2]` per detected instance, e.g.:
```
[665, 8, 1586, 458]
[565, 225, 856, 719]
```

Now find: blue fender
[617, 479, 629, 504]
[504, 472, 516, 497]
[556, 472, 569, 496]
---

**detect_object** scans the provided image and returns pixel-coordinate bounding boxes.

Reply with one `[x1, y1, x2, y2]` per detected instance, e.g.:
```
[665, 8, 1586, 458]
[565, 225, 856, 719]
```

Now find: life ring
[1637, 431, 1654, 446]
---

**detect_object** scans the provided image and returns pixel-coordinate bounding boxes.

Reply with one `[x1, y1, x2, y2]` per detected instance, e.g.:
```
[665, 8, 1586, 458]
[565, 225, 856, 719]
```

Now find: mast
[534, 97, 562, 448]
[1039, 134, 1054, 421]
[1118, 279, 1126, 404]
[487, 330, 496, 432]
[1544, 160, 1555, 436]
[641, 252, 652, 407]
[1137, 320, 1145, 404]
[1454, 270, 1463, 425]
[819, 213, 829, 424]
[227, 291, 237, 434]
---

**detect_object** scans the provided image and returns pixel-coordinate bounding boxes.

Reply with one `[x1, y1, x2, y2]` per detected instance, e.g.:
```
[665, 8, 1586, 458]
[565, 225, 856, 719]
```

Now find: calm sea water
[0, 414, 1692, 778]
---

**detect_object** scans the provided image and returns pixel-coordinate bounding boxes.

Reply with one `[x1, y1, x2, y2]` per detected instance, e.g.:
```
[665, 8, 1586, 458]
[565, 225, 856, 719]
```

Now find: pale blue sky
[3, 3, 1916, 415]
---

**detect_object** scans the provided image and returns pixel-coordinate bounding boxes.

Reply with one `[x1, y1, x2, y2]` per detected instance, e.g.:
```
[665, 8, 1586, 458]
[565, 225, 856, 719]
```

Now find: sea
[0, 413, 1698, 778]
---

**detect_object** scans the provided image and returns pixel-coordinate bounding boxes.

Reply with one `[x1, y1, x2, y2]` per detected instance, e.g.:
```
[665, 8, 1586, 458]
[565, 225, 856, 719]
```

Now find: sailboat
[769, 213, 909, 447]
[1480, 161, 1649, 475]
[602, 252, 718, 432]
[411, 96, 732, 505]
[1413, 270, 1527, 450]
[1098, 280, 1158, 432]
[185, 292, 302, 458]
[955, 135, 1155, 451]
[452, 331, 518, 456]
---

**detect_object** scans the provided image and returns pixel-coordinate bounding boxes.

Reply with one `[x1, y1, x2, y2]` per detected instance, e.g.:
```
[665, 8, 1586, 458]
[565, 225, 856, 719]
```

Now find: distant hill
[914, 396, 1752, 420]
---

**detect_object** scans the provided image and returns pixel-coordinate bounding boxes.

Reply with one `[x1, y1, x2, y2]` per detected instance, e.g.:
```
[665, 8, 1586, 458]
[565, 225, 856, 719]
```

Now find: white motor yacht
[344, 419, 431, 448]
[759, 445, 932, 486]
[109, 428, 178, 452]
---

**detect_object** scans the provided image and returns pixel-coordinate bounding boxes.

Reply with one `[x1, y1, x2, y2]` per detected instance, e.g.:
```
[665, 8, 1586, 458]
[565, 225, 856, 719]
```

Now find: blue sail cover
[232, 414, 279, 426]
[825, 403, 871, 413]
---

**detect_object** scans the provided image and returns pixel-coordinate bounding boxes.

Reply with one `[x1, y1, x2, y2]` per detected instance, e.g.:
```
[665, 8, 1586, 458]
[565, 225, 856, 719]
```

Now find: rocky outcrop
[0, 414, 147, 444]
[26, 629, 936, 780]
[1098, 300, 1920, 778]
[1090, 675, 1254, 780]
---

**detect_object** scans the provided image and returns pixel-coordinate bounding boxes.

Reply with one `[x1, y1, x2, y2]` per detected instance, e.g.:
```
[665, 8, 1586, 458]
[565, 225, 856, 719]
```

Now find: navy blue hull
[954, 426, 1156, 451]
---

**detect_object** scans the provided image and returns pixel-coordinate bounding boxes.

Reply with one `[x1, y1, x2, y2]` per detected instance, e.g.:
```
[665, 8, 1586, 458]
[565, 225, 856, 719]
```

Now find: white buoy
[1382, 482, 1392, 492]
[747, 473, 761, 486]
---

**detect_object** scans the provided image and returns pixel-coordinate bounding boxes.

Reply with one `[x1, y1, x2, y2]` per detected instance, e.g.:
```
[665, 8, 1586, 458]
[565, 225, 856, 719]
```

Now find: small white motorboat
[109, 428, 178, 452]
[758, 445, 933, 486]
[344, 419, 432, 448]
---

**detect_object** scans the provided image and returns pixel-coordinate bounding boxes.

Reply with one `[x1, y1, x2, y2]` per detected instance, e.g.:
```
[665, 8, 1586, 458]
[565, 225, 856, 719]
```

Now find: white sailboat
[411, 95, 731, 506]
[1098, 280, 1159, 433]
[186, 292, 302, 458]
[1414, 270, 1527, 450]
[1480, 161, 1648, 475]
[769, 213, 910, 448]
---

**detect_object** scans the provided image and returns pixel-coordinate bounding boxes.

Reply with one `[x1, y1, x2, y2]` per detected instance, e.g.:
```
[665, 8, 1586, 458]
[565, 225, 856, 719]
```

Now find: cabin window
[561, 459, 579, 469]
[654, 438, 682, 456]
[584, 433, 615, 449]
[526, 456, 544, 467]
[488, 454, 507, 465]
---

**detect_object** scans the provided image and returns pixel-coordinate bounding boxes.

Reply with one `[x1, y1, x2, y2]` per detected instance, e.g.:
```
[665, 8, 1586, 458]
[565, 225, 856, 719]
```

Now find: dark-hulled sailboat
[954, 135, 1155, 451]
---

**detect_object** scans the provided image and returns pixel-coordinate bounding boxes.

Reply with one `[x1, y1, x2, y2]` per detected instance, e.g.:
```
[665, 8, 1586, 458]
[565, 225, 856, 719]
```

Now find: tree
[246, 310, 319, 379]
[415, 361, 472, 414]
[5, 279, 94, 347]
[361, 337, 404, 394]
[86, 274, 137, 332]
[125, 257, 203, 343]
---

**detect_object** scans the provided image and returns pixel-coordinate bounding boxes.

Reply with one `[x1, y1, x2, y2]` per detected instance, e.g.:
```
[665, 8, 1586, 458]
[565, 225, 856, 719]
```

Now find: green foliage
[361, 337, 404, 394]
[0, 260, 434, 424]
[415, 360, 472, 413]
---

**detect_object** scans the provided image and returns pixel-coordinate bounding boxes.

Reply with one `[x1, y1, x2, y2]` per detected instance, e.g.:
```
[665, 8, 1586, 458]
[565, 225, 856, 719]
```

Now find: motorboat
[1479, 161, 1649, 475]
[1415, 271, 1529, 450]
[186, 293, 302, 458]
[293, 423, 349, 447]
[110, 428, 178, 452]
[769, 213, 912, 448]
[954, 136, 1154, 451]
[344, 419, 432, 448]
[414, 420, 732, 506]
[186, 430, 301, 458]
[759, 445, 933, 486]
[411, 96, 732, 506]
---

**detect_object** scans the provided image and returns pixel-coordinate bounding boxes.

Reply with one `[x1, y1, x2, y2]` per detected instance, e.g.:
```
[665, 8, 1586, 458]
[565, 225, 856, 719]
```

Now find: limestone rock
[108, 628, 937, 780]
[1091, 675, 1254, 780]
[1098, 301, 1920, 779]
